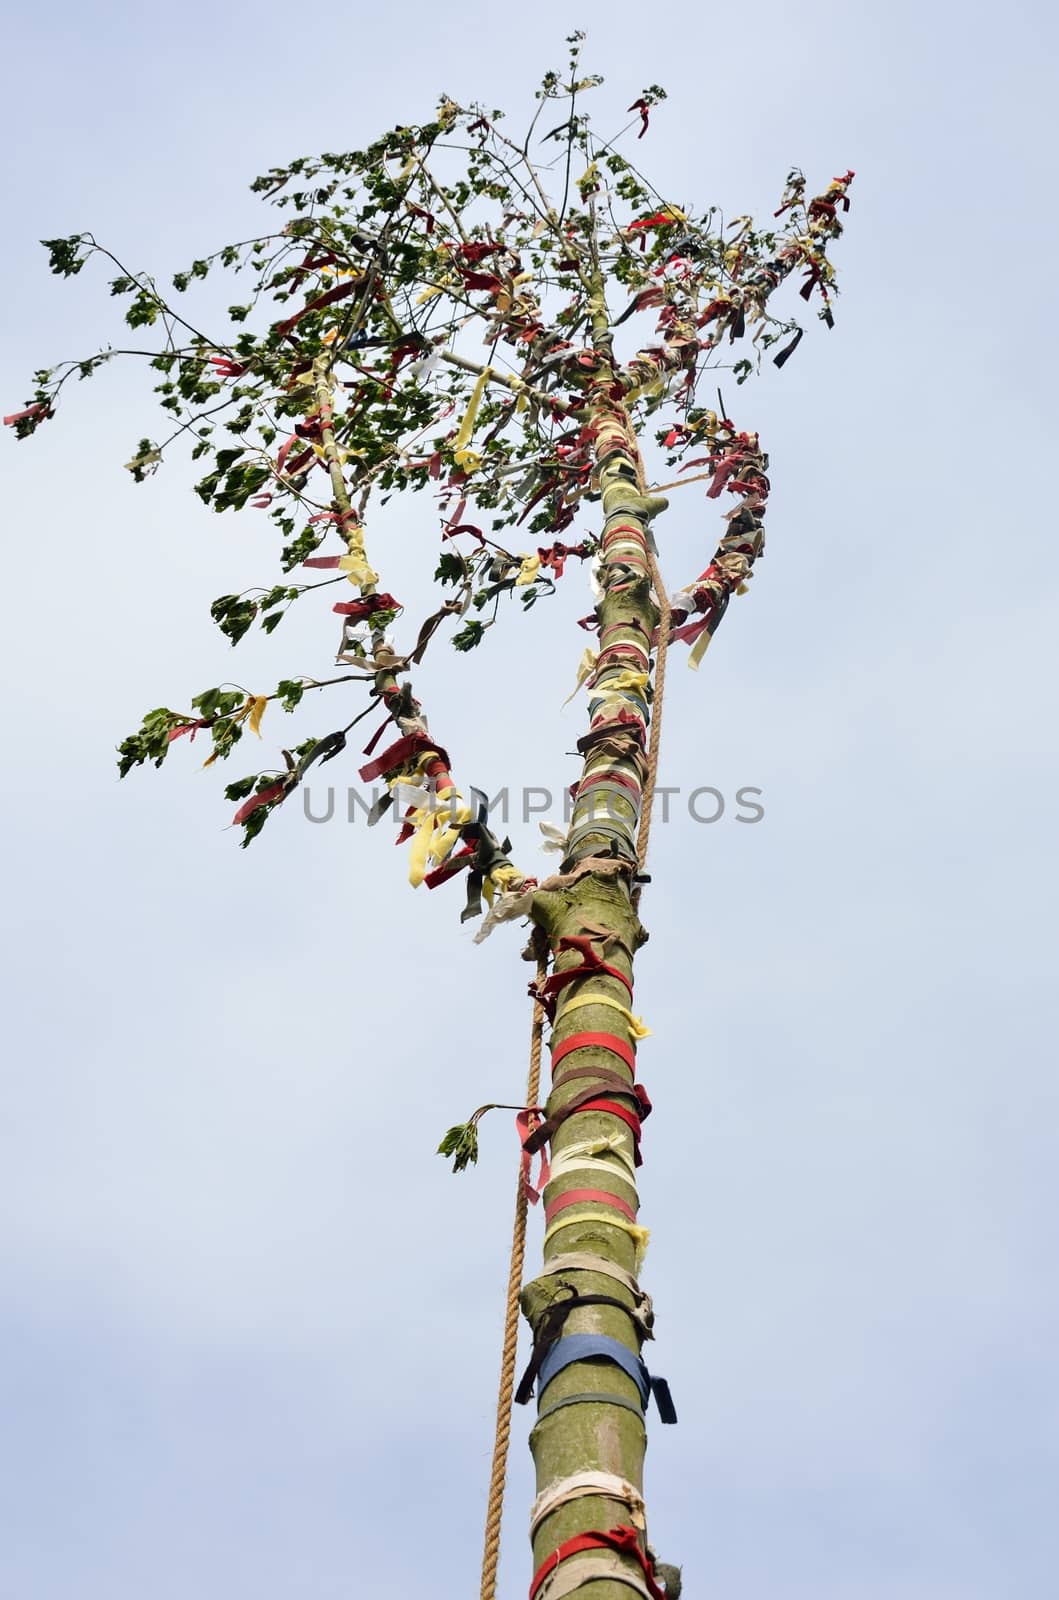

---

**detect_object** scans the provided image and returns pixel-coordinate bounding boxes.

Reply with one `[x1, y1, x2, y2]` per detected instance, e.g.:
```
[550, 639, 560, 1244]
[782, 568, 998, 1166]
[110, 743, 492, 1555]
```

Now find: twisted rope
[479, 956, 547, 1600]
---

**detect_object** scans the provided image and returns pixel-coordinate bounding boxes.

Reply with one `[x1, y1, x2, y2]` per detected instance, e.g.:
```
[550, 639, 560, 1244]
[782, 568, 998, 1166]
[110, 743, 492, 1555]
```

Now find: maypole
[6, 35, 854, 1597]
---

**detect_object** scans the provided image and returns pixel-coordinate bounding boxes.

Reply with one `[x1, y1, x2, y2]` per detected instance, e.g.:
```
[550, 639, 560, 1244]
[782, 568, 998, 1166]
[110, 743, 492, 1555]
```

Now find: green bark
[525, 350, 673, 1596]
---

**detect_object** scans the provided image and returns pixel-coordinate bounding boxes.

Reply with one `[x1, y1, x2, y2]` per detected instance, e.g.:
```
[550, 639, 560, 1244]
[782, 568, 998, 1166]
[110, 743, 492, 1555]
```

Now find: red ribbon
[575, 771, 643, 805]
[358, 731, 451, 785]
[232, 781, 289, 827]
[626, 98, 652, 139]
[273, 276, 364, 338]
[422, 843, 477, 889]
[3, 402, 49, 427]
[529, 1526, 665, 1600]
[544, 1188, 637, 1224]
[551, 1031, 637, 1078]
[166, 718, 209, 743]
[332, 592, 401, 620]
[522, 1086, 651, 1168]
[530, 935, 633, 1022]
[517, 1108, 550, 1204]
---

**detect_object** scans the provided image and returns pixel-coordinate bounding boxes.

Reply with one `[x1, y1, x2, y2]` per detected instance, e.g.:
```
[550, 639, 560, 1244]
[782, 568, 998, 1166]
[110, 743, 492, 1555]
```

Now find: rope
[479, 951, 547, 1600]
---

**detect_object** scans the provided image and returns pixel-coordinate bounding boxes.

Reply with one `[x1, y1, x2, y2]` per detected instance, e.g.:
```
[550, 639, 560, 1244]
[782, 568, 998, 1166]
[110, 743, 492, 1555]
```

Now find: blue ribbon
[536, 1333, 677, 1424]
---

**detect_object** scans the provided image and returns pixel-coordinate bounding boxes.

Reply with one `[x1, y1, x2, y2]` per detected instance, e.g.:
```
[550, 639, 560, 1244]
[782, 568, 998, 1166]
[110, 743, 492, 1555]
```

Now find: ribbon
[543, 1212, 650, 1270]
[546, 1135, 639, 1189]
[532, 1391, 647, 1429]
[532, 1551, 659, 1600]
[405, 785, 473, 887]
[570, 781, 641, 826]
[530, 935, 633, 1021]
[452, 365, 491, 473]
[563, 646, 599, 705]
[589, 667, 649, 697]
[358, 731, 451, 784]
[332, 592, 400, 620]
[556, 995, 651, 1040]
[577, 717, 647, 755]
[544, 1188, 637, 1224]
[522, 1085, 648, 1166]
[338, 523, 378, 588]
[530, 1471, 645, 1538]
[536, 1334, 676, 1423]
[515, 1291, 649, 1407]
[550, 1031, 637, 1078]
[232, 780, 289, 827]
[530, 1527, 665, 1600]
[166, 718, 209, 744]
[517, 1108, 551, 1204]
[534, 1251, 645, 1301]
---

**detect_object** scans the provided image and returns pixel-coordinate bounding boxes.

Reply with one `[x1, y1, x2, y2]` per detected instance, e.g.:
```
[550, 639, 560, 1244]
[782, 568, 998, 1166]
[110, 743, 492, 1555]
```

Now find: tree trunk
[525, 361, 671, 1599]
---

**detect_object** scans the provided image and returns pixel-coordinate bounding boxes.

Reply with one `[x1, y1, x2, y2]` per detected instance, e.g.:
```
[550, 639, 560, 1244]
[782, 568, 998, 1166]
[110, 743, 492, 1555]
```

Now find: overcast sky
[2, 2, 1057, 1596]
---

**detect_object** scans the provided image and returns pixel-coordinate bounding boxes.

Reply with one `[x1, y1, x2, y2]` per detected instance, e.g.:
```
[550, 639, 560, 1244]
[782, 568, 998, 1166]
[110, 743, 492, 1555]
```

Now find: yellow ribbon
[555, 994, 651, 1040]
[687, 628, 714, 672]
[452, 366, 492, 474]
[248, 695, 268, 738]
[405, 784, 472, 888]
[591, 668, 648, 697]
[486, 862, 524, 902]
[543, 1212, 649, 1272]
[516, 554, 541, 586]
[563, 647, 599, 705]
[338, 524, 378, 589]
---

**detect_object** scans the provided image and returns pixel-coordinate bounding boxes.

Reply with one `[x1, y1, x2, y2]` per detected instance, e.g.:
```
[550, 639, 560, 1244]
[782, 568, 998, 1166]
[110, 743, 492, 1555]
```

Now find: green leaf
[41, 235, 88, 277]
[116, 707, 185, 777]
[275, 679, 305, 712]
[125, 290, 161, 329]
[223, 775, 258, 802]
[452, 619, 486, 652]
[434, 552, 465, 586]
[209, 594, 258, 644]
[436, 1121, 480, 1173]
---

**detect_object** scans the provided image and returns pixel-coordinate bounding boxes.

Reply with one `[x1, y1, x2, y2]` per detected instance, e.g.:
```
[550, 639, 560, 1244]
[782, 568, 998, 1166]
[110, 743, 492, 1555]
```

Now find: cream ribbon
[530, 1471, 645, 1538]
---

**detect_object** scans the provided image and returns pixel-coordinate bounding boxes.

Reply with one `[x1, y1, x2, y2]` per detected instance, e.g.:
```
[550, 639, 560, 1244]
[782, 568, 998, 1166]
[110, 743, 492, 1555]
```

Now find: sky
[2, 1, 1057, 1596]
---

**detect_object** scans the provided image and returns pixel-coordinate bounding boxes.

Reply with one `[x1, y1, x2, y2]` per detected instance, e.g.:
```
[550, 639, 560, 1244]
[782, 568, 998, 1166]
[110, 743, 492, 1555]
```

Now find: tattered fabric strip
[546, 1135, 639, 1188]
[544, 1187, 638, 1225]
[530, 1471, 645, 1538]
[536, 1334, 676, 1423]
[543, 1211, 649, 1270]
[523, 1087, 648, 1166]
[535, 1251, 645, 1301]
[533, 1553, 657, 1600]
[555, 994, 651, 1040]
[529, 1525, 667, 1600]
[516, 1291, 649, 1406]
[532, 1390, 646, 1429]
[551, 1031, 637, 1078]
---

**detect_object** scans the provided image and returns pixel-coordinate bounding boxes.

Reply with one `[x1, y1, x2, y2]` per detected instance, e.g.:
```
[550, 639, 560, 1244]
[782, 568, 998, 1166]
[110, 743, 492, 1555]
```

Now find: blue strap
[536, 1333, 677, 1424]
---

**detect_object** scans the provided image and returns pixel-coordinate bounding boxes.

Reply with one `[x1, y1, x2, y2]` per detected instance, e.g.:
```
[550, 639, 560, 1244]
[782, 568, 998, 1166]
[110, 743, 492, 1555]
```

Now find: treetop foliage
[6, 33, 852, 877]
